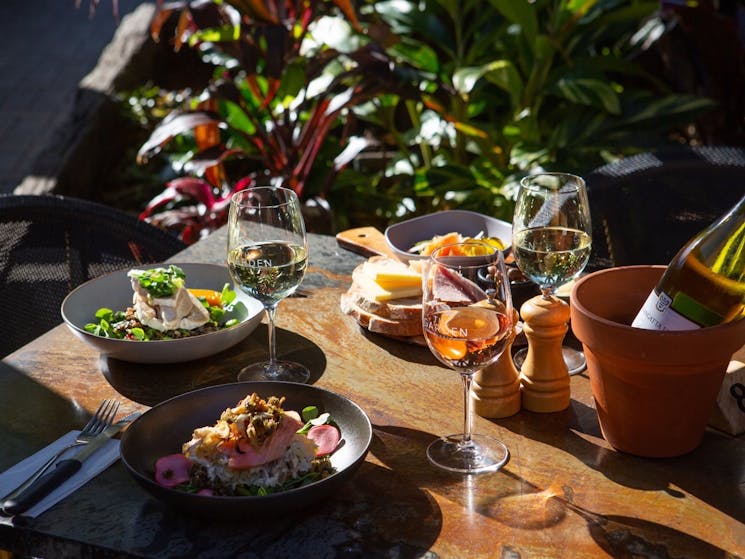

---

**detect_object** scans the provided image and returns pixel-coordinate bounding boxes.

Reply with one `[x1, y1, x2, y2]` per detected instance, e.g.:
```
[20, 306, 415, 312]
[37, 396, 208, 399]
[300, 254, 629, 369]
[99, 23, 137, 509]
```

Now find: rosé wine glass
[422, 241, 514, 473]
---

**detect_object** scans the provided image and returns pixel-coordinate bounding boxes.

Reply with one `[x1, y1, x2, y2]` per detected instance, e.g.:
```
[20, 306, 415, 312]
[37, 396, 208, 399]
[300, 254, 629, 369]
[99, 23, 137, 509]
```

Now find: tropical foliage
[133, 0, 716, 242]
[330, 0, 715, 229]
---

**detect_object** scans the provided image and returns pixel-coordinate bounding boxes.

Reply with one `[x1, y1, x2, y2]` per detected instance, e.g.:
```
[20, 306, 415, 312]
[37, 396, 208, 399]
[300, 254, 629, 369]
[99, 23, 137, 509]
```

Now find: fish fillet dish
[154, 393, 341, 496]
[85, 265, 243, 341]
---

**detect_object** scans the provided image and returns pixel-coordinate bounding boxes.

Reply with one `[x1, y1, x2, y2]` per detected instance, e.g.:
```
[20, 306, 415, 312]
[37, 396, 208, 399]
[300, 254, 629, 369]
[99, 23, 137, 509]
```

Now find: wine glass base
[427, 434, 509, 474]
[237, 361, 310, 383]
[512, 346, 587, 376]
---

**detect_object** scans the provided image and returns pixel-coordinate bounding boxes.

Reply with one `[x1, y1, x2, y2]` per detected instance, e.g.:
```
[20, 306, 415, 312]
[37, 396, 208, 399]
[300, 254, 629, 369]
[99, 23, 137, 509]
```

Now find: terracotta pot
[570, 265, 745, 458]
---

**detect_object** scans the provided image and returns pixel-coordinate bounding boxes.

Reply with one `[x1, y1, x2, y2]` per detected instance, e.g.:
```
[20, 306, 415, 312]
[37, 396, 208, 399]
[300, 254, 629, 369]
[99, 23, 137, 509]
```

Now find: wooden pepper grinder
[473, 309, 521, 418]
[519, 295, 571, 412]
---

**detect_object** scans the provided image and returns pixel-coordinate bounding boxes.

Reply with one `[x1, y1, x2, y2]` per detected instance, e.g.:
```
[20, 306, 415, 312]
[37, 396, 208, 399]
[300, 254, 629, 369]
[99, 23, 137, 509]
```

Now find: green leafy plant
[330, 0, 716, 228]
[135, 0, 413, 242]
[131, 0, 717, 241]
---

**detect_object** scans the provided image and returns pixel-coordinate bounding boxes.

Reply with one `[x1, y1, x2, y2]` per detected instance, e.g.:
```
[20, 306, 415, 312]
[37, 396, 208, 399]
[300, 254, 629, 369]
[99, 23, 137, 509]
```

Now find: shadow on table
[357, 329, 440, 366]
[479, 470, 735, 558]
[369, 421, 735, 558]
[0, 362, 92, 471]
[496, 400, 745, 524]
[106, 461, 441, 557]
[100, 325, 327, 406]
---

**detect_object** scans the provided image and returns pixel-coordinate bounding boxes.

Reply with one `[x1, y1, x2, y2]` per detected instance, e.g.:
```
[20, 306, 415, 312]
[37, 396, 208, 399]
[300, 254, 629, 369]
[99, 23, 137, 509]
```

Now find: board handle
[336, 227, 399, 259]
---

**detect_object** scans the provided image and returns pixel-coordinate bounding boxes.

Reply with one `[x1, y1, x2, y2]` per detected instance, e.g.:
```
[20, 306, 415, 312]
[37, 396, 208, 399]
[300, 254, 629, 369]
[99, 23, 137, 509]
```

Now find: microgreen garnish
[84, 279, 245, 341]
[298, 407, 333, 435]
[131, 265, 186, 297]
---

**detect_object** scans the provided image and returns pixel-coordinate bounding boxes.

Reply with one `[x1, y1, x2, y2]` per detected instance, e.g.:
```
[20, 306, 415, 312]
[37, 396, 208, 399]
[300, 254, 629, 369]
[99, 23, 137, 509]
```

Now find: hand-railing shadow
[101, 325, 327, 406]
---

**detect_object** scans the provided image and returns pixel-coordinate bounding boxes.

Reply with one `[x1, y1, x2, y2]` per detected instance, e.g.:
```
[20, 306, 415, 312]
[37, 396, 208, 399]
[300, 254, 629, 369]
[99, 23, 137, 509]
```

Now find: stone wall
[16, 3, 209, 203]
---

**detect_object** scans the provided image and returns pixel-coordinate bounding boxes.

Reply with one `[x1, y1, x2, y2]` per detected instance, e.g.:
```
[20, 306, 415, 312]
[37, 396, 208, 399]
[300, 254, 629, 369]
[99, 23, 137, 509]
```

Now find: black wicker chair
[584, 146, 745, 270]
[0, 194, 187, 357]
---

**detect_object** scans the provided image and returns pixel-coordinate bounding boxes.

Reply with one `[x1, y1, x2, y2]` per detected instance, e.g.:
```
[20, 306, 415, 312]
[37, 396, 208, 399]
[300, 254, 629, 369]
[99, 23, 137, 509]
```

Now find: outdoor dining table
[0, 226, 743, 558]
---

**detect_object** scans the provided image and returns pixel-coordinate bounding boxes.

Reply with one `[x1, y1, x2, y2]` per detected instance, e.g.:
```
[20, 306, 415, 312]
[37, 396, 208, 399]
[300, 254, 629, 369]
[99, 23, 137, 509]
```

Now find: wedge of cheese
[352, 267, 421, 302]
[341, 257, 425, 344]
[360, 257, 422, 291]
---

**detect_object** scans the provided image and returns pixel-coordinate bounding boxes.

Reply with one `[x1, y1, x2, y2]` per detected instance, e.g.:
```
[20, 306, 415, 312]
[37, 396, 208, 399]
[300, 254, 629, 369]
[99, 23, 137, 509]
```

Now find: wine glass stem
[461, 371, 475, 445]
[541, 287, 554, 300]
[265, 304, 279, 367]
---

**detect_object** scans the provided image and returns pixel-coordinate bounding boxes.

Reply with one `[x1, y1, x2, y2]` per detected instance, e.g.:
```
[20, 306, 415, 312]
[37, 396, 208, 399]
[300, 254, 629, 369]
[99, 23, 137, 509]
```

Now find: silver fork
[1, 399, 120, 500]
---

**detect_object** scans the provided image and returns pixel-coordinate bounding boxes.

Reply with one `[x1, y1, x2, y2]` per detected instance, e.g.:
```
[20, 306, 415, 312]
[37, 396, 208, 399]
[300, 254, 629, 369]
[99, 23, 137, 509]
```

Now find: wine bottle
[632, 194, 745, 331]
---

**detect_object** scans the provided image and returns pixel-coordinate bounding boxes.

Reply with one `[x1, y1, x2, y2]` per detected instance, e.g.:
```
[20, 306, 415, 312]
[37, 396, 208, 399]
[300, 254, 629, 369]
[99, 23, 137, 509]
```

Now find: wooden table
[1, 228, 743, 558]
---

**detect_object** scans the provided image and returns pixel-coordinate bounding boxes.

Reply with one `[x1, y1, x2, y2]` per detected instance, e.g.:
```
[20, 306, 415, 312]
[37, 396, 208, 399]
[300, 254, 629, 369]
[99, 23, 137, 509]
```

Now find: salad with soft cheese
[153, 393, 341, 496]
[85, 265, 245, 341]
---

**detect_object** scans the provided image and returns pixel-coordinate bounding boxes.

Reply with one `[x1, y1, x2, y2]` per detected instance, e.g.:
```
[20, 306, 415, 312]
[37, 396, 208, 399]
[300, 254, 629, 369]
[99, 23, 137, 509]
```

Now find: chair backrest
[584, 146, 745, 270]
[0, 194, 187, 357]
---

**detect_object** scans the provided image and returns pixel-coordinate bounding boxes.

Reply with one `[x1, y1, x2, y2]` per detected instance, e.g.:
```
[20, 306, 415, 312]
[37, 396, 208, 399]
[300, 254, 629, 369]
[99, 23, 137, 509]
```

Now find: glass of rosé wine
[422, 241, 514, 473]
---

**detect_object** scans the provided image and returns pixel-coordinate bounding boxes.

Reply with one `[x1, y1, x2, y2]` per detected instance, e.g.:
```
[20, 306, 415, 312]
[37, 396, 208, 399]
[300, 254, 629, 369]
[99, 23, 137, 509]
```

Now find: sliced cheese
[353, 266, 422, 302]
[361, 258, 422, 291]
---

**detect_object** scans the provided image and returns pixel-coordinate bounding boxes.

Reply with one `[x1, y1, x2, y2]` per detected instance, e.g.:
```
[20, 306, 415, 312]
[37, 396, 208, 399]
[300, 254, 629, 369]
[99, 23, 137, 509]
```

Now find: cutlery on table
[1, 412, 140, 516]
[1, 399, 120, 503]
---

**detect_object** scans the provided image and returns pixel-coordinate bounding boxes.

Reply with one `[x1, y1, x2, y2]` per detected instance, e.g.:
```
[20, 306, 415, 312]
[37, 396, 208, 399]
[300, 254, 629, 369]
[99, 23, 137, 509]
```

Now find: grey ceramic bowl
[61, 262, 264, 363]
[120, 381, 372, 517]
[384, 209, 512, 263]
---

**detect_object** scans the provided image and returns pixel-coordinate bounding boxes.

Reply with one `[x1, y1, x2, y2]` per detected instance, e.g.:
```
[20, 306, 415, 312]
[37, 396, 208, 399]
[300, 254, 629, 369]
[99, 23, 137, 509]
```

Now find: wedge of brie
[128, 269, 210, 332]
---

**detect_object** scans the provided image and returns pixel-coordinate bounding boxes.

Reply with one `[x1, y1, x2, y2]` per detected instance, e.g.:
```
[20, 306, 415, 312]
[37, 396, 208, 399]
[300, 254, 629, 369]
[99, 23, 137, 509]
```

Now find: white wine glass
[227, 186, 310, 383]
[511, 172, 592, 375]
[422, 241, 514, 473]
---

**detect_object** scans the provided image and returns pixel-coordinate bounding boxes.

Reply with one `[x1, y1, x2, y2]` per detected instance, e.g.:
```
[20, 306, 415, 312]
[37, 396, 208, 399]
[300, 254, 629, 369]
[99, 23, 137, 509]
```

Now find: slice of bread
[341, 292, 422, 338]
[346, 284, 422, 320]
[341, 257, 425, 343]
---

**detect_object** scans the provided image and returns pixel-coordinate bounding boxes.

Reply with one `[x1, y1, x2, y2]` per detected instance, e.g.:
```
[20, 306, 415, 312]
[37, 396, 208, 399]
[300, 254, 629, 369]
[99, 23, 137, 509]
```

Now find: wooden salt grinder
[519, 295, 571, 412]
[473, 309, 521, 418]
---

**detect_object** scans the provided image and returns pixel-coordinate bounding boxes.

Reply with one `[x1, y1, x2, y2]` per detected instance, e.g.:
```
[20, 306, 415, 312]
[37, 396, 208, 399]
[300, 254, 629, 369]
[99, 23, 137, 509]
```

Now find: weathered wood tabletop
[1, 228, 743, 558]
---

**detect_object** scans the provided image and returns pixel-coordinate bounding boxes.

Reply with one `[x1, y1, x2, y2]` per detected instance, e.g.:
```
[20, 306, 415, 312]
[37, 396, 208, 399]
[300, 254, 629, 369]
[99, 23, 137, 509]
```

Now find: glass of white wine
[227, 186, 310, 383]
[422, 241, 514, 473]
[511, 172, 592, 375]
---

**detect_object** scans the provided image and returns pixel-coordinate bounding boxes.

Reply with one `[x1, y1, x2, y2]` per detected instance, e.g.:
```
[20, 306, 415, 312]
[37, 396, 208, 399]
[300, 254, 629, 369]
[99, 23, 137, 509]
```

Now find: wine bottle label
[632, 290, 709, 330]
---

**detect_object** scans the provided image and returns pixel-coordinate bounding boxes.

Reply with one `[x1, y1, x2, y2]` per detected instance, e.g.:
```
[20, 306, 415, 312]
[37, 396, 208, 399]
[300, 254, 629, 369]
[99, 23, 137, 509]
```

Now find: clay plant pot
[570, 265, 745, 458]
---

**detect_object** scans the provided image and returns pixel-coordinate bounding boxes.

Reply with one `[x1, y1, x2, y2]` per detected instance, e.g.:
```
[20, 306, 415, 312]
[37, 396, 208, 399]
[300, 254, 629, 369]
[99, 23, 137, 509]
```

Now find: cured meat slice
[432, 264, 487, 304]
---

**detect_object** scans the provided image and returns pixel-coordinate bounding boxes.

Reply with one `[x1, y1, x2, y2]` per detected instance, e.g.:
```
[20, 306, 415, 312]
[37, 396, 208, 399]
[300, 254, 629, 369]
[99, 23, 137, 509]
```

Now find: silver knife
[1, 412, 140, 516]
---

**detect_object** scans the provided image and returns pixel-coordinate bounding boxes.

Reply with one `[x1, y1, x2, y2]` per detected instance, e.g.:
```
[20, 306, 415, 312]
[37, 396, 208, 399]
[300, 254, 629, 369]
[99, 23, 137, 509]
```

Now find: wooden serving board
[335, 227, 399, 259]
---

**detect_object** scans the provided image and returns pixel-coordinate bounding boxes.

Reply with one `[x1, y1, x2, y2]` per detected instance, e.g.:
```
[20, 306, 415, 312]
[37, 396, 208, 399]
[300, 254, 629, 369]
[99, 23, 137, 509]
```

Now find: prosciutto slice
[432, 264, 487, 304]
[128, 272, 210, 331]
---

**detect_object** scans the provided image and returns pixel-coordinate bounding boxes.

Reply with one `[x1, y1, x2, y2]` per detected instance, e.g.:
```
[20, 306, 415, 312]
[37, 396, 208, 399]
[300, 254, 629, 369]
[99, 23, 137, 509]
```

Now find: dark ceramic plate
[120, 381, 372, 517]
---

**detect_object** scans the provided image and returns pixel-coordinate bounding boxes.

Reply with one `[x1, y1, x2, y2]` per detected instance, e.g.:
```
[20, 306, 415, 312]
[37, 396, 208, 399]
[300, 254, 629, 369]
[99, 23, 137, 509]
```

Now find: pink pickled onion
[307, 424, 341, 456]
[154, 453, 191, 487]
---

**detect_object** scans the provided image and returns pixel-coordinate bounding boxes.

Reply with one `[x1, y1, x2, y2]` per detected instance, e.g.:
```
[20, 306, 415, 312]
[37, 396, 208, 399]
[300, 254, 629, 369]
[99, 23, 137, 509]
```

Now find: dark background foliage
[96, 0, 745, 242]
